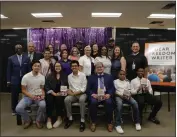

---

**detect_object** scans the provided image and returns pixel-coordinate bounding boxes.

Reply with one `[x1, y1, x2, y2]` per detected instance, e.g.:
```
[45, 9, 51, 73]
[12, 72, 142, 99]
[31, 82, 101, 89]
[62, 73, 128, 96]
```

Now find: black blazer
[25, 52, 44, 62]
[45, 72, 68, 93]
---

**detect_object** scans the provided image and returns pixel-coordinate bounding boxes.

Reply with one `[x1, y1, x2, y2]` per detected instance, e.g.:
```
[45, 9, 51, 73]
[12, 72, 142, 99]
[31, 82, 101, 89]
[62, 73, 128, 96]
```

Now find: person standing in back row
[126, 42, 148, 81]
[7, 44, 31, 115]
[79, 45, 95, 79]
[107, 38, 115, 59]
[25, 42, 43, 63]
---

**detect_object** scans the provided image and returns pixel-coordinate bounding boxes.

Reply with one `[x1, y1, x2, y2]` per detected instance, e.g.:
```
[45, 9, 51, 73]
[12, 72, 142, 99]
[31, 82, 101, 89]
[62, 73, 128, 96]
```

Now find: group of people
[7, 38, 162, 134]
[148, 67, 176, 82]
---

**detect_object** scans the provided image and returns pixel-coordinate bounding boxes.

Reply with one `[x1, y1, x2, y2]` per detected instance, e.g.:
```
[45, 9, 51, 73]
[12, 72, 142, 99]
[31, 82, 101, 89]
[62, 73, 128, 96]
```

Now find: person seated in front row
[45, 62, 68, 129]
[131, 68, 162, 124]
[15, 61, 46, 129]
[64, 60, 87, 132]
[114, 70, 141, 134]
[87, 62, 115, 132]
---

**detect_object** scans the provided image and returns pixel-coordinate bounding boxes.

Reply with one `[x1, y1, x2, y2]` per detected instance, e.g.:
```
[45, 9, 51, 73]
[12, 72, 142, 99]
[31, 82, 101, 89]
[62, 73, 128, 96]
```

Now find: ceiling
[1, 1, 176, 29]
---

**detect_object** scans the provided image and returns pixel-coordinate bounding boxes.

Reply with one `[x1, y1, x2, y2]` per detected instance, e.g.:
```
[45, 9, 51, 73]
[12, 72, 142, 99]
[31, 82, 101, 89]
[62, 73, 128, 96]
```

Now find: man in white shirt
[131, 68, 162, 125]
[64, 60, 87, 132]
[114, 70, 141, 134]
[15, 61, 46, 129]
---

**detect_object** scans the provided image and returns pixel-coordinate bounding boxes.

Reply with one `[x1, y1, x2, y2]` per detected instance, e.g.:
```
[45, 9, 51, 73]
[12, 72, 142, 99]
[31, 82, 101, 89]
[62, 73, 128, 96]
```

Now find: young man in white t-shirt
[15, 60, 46, 129]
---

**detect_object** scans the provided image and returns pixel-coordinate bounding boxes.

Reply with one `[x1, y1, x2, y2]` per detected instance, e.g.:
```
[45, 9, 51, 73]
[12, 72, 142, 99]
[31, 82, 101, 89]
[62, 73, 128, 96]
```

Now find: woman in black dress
[111, 46, 126, 80]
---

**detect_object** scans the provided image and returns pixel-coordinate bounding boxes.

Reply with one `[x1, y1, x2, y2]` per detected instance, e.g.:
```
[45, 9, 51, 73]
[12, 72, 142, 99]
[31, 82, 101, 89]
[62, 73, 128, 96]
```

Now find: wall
[115, 28, 176, 57]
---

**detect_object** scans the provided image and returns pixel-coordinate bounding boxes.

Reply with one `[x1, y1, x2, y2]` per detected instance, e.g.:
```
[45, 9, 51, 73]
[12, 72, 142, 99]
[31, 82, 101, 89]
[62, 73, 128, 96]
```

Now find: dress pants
[89, 97, 114, 124]
[11, 84, 21, 112]
[132, 93, 162, 119]
[15, 97, 46, 122]
[115, 96, 140, 126]
[64, 94, 87, 120]
[45, 94, 65, 118]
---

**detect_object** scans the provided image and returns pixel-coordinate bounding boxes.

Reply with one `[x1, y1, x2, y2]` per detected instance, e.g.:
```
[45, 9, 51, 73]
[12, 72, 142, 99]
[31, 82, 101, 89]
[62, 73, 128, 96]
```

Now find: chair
[116, 103, 134, 123]
[16, 104, 39, 125]
[87, 104, 115, 123]
[29, 104, 38, 123]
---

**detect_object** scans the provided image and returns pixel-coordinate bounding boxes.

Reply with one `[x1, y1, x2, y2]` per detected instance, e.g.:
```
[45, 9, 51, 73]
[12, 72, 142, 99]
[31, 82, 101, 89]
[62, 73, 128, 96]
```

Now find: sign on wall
[145, 42, 176, 82]
[145, 42, 175, 65]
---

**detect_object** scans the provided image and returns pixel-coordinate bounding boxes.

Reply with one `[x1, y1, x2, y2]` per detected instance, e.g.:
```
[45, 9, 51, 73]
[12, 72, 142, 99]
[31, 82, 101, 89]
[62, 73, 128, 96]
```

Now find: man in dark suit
[87, 62, 115, 132]
[7, 44, 31, 115]
[25, 42, 43, 63]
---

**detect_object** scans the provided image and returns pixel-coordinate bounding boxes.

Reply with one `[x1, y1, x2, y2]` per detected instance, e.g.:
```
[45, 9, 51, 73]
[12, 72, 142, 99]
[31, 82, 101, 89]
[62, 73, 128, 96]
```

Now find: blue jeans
[15, 97, 46, 122]
[115, 96, 140, 126]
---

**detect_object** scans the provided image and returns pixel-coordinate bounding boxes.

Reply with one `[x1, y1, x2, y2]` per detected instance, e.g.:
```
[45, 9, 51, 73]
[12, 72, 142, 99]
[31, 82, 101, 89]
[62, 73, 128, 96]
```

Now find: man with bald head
[25, 42, 43, 62]
[87, 62, 115, 132]
[7, 44, 31, 115]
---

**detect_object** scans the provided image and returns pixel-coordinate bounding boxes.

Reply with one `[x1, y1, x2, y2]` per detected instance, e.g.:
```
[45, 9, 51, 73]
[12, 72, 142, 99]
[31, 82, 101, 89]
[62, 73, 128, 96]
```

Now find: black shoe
[140, 117, 143, 125]
[80, 122, 85, 132]
[64, 120, 73, 129]
[148, 117, 160, 124]
[12, 110, 16, 116]
[26, 107, 32, 113]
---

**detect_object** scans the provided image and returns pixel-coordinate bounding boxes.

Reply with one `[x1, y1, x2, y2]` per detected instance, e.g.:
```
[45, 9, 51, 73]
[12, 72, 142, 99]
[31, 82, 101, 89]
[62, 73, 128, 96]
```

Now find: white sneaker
[135, 123, 141, 131]
[12, 112, 16, 116]
[47, 121, 52, 129]
[115, 126, 124, 134]
[53, 118, 62, 128]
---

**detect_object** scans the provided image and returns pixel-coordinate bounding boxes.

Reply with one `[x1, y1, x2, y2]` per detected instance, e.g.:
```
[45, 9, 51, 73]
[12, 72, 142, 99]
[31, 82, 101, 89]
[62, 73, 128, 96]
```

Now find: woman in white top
[39, 48, 56, 77]
[95, 46, 111, 74]
[114, 70, 141, 134]
[79, 45, 95, 77]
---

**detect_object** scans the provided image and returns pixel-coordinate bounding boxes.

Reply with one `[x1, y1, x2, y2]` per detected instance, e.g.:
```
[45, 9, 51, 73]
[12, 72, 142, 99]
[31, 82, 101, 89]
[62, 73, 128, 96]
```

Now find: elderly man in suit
[25, 42, 43, 63]
[87, 62, 115, 132]
[7, 44, 31, 115]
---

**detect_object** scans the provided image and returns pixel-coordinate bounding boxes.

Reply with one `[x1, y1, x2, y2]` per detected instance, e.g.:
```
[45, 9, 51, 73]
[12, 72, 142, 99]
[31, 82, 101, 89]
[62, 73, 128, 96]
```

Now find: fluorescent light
[130, 27, 149, 29]
[147, 14, 175, 19]
[31, 13, 63, 18]
[1, 14, 8, 19]
[167, 28, 175, 30]
[92, 13, 122, 17]
[52, 27, 71, 28]
[13, 27, 30, 29]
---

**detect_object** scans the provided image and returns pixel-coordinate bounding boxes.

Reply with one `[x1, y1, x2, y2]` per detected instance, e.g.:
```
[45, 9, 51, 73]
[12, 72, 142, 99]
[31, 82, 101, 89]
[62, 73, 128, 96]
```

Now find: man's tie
[18, 55, 22, 66]
[29, 54, 33, 62]
[17, 55, 22, 76]
[98, 75, 104, 89]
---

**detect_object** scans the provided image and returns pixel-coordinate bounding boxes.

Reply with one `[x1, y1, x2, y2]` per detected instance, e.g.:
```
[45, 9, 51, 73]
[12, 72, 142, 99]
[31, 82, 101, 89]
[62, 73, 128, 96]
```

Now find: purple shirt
[59, 59, 72, 76]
